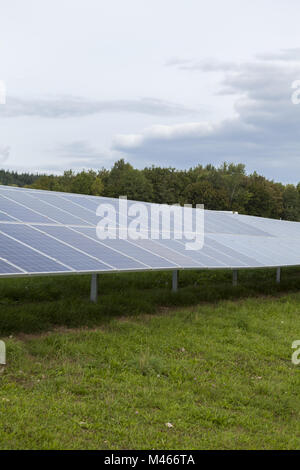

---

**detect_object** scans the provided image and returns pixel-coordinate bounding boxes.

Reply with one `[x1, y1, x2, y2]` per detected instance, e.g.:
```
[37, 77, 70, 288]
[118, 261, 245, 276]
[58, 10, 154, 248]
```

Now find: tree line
[1, 160, 300, 221]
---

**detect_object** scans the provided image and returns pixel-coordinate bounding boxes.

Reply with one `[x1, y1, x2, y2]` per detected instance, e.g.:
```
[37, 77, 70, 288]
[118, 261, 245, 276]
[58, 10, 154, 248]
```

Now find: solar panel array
[1, 184, 300, 277]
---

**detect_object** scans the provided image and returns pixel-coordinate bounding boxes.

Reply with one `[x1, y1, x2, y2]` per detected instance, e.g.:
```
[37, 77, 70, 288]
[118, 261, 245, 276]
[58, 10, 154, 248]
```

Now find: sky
[1, 0, 300, 183]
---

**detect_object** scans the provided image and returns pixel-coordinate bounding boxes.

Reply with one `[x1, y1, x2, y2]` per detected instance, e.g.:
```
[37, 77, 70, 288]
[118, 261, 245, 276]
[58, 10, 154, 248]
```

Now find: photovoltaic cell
[63, 227, 179, 269]
[33, 192, 98, 225]
[1, 184, 300, 277]
[0, 259, 24, 274]
[3, 189, 92, 226]
[0, 224, 113, 272]
[40, 225, 149, 270]
[0, 194, 53, 224]
[0, 232, 71, 273]
[0, 210, 18, 222]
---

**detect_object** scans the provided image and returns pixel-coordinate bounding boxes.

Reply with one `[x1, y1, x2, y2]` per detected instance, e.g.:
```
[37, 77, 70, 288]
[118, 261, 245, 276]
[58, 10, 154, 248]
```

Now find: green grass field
[0, 268, 300, 449]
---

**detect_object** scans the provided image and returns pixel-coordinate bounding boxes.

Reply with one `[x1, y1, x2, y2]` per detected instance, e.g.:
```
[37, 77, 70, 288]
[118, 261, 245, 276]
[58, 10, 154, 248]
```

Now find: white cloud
[2, 1, 300, 181]
[113, 122, 217, 149]
[113, 58, 300, 182]
[51, 140, 121, 171]
[166, 57, 239, 72]
[256, 48, 300, 62]
[0, 96, 197, 119]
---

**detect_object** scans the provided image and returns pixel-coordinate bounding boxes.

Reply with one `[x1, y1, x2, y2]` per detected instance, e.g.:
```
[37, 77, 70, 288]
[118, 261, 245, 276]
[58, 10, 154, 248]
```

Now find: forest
[1, 160, 300, 221]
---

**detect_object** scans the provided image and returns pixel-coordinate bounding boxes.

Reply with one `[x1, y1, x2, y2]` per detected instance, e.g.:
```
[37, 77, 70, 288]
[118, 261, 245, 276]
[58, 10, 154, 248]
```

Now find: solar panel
[1, 183, 300, 279]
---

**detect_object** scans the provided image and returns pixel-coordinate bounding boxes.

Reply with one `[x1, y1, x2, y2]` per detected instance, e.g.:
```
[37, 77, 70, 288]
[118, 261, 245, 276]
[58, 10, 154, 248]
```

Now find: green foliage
[2, 159, 300, 220]
[103, 159, 153, 201]
[0, 169, 39, 187]
[243, 173, 283, 218]
[30, 170, 103, 196]
[143, 166, 190, 205]
[282, 185, 300, 221]
[0, 269, 300, 449]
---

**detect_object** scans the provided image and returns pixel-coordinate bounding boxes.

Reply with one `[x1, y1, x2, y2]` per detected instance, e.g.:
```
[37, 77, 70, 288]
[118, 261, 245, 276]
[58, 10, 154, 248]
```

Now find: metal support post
[172, 270, 178, 292]
[233, 269, 238, 287]
[276, 267, 281, 284]
[90, 273, 98, 302]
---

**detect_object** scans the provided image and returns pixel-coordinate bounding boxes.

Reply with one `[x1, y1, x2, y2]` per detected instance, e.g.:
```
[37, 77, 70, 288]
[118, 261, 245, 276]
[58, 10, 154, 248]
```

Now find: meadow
[0, 268, 299, 449]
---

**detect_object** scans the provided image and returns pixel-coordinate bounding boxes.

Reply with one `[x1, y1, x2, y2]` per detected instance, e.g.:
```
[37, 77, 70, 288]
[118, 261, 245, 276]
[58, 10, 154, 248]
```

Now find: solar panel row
[1, 184, 300, 277]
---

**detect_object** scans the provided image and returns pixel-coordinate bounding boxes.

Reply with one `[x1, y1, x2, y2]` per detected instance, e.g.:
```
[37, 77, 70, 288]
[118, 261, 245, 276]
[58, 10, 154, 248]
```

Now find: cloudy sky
[1, 0, 300, 182]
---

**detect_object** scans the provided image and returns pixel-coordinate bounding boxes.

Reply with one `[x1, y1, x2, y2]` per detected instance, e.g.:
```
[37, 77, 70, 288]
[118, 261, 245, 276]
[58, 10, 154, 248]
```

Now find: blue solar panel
[0, 224, 113, 273]
[205, 236, 263, 267]
[75, 227, 179, 269]
[0, 259, 24, 274]
[2, 189, 92, 226]
[0, 210, 17, 222]
[0, 194, 52, 224]
[154, 238, 227, 268]
[1, 183, 300, 278]
[33, 192, 98, 225]
[40, 225, 150, 270]
[0, 232, 71, 273]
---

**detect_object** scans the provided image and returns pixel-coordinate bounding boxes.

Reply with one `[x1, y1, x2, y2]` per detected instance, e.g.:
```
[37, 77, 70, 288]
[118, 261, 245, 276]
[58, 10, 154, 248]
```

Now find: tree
[3, 159, 297, 222]
[184, 180, 229, 209]
[218, 163, 251, 212]
[71, 170, 103, 196]
[244, 173, 283, 219]
[104, 159, 153, 201]
[282, 185, 300, 221]
[143, 166, 190, 204]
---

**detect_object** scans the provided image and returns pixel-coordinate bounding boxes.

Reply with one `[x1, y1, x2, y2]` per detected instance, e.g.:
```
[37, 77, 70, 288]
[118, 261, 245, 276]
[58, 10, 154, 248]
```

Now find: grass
[0, 268, 300, 449]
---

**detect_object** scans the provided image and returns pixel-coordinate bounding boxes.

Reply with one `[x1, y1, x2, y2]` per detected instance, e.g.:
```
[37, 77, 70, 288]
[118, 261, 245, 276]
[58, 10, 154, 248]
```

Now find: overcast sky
[1, 0, 300, 182]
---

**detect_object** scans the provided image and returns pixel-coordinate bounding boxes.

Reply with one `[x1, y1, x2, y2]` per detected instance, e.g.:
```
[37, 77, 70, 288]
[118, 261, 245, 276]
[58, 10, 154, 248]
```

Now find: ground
[0, 269, 300, 449]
